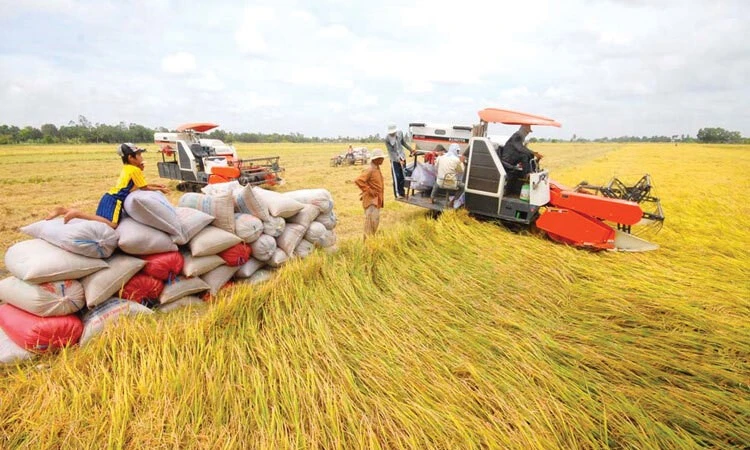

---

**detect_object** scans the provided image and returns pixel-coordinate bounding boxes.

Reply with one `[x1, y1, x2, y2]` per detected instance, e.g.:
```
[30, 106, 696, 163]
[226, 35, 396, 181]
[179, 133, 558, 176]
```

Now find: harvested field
[0, 142, 748, 448]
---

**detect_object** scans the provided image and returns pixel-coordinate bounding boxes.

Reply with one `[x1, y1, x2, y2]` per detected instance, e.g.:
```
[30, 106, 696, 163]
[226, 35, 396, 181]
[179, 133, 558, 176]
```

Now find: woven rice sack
[80, 298, 153, 346]
[235, 257, 265, 279]
[319, 230, 337, 248]
[266, 248, 288, 268]
[262, 216, 286, 237]
[234, 213, 263, 243]
[119, 273, 164, 305]
[282, 189, 333, 214]
[293, 239, 315, 259]
[20, 218, 119, 259]
[247, 269, 272, 284]
[0, 277, 85, 317]
[233, 184, 271, 221]
[276, 223, 306, 256]
[252, 187, 304, 218]
[142, 251, 184, 281]
[182, 252, 225, 277]
[117, 218, 178, 255]
[0, 327, 35, 365]
[5, 239, 108, 284]
[173, 207, 214, 245]
[314, 210, 337, 230]
[156, 296, 205, 313]
[0, 304, 83, 353]
[287, 204, 320, 228]
[188, 226, 242, 257]
[200, 265, 239, 295]
[159, 277, 210, 305]
[178, 192, 235, 234]
[304, 221, 327, 245]
[202, 180, 241, 196]
[123, 190, 182, 236]
[250, 234, 277, 262]
[81, 254, 146, 308]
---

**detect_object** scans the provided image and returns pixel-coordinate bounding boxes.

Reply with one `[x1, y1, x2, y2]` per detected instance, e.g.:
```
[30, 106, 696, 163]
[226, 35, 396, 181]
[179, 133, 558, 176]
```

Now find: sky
[1, 0, 748, 140]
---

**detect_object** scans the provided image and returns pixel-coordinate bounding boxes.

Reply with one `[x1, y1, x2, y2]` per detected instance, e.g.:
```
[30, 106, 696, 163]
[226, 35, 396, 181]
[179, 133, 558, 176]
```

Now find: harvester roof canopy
[478, 108, 562, 127]
[176, 122, 220, 133]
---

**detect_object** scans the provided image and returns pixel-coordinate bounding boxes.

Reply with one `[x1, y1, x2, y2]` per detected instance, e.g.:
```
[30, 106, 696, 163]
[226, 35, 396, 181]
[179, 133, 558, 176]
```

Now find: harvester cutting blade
[612, 230, 659, 252]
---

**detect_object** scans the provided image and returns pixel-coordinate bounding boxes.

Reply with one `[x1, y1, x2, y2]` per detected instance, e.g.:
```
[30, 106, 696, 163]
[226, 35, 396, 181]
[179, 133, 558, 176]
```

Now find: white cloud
[234, 6, 275, 54]
[161, 52, 196, 74]
[348, 89, 378, 107]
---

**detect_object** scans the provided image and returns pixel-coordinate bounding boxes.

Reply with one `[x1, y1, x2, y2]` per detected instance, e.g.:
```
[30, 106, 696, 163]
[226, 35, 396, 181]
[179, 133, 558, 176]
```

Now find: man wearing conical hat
[354, 149, 386, 238]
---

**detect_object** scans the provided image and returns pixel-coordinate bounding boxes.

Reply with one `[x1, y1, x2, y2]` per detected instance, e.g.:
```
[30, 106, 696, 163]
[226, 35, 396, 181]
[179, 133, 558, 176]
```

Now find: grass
[0, 142, 748, 448]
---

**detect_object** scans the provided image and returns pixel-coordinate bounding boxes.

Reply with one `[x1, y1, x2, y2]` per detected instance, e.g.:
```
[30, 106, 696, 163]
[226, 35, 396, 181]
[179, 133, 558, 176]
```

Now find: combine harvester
[398, 108, 665, 251]
[154, 122, 284, 192]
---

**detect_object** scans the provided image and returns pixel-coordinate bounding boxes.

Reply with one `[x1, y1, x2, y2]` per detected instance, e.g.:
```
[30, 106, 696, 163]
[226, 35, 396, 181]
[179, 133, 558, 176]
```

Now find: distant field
[0, 142, 748, 448]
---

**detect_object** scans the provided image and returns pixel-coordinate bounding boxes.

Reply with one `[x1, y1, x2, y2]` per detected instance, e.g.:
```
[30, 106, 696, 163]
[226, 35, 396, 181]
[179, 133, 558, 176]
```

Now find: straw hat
[387, 124, 399, 134]
[369, 149, 385, 162]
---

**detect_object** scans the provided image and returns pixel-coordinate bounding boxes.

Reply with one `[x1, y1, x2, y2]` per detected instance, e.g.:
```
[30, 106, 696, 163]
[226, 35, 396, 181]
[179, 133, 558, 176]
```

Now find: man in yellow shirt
[46, 143, 169, 228]
[354, 149, 385, 238]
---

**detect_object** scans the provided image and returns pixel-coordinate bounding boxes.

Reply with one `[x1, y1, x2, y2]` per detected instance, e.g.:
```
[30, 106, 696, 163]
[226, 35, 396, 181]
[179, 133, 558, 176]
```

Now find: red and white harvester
[154, 122, 283, 192]
[399, 108, 665, 251]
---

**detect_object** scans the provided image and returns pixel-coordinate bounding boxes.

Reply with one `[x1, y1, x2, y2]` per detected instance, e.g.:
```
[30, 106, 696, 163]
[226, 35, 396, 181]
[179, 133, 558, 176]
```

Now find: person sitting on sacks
[430, 143, 465, 205]
[46, 143, 169, 228]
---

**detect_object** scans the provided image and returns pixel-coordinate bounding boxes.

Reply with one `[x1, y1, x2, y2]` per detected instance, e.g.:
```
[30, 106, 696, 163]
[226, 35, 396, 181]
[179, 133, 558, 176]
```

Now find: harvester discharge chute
[398, 108, 665, 252]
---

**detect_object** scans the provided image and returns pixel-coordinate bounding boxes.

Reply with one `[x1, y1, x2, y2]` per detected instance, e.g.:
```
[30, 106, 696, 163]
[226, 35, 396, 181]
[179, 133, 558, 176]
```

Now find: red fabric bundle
[142, 251, 184, 281]
[218, 243, 252, 267]
[120, 273, 164, 304]
[0, 304, 83, 352]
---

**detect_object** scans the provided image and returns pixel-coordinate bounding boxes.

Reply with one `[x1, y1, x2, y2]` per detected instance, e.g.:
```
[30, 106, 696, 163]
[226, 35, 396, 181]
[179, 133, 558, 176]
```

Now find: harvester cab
[398, 108, 665, 251]
[154, 122, 284, 192]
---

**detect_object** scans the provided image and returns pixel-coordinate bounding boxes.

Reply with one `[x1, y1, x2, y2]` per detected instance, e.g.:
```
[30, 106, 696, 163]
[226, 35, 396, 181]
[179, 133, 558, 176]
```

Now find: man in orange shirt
[354, 149, 385, 238]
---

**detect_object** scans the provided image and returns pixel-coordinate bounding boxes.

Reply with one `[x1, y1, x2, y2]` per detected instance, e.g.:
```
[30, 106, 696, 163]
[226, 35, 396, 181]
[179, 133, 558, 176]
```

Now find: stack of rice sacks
[187, 181, 337, 287]
[0, 184, 336, 364]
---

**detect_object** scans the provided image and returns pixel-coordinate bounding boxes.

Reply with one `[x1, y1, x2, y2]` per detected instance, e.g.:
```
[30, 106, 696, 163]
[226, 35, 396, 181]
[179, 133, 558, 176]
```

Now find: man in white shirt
[430, 144, 465, 205]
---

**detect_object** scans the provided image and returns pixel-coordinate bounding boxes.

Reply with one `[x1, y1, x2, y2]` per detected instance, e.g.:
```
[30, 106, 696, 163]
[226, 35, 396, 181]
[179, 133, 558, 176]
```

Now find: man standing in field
[354, 149, 385, 239]
[384, 124, 414, 199]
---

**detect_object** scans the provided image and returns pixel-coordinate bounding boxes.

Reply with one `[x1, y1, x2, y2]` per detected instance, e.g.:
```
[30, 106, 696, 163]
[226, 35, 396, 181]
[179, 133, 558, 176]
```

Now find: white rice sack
[81, 254, 146, 308]
[266, 248, 289, 268]
[283, 189, 334, 214]
[0, 277, 85, 317]
[202, 180, 241, 196]
[173, 207, 215, 245]
[182, 252, 224, 277]
[250, 234, 277, 262]
[304, 221, 327, 245]
[5, 239, 108, 284]
[189, 226, 242, 257]
[288, 204, 320, 229]
[156, 296, 205, 313]
[315, 210, 337, 230]
[252, 187, 304, 218]
[233, 184, 271, 221]
[248, 269, 272, 284]
[0, 328, 35, 365]
[319, 230, 337, 248]
[294, 240, 315, 259]
[234, 213, 263, 243]
[123, 190, 182, 236]
[276, 223, 307, 256]
[159, 277, 210, 305]
[235, 257, 265, 278]
[178, 192, 235, 234]
[200, 265, 239, 295]
[20, 218, 119, 259]
[263, 216, 286, 237]
[117, 218, 178, 255]
[80, 298, 153, 346]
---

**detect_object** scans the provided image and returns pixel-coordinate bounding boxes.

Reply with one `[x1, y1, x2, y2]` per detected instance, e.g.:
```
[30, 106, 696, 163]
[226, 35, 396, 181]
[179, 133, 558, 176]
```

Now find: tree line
[0, 116, 746, 145]
[0, 116, 381, 145]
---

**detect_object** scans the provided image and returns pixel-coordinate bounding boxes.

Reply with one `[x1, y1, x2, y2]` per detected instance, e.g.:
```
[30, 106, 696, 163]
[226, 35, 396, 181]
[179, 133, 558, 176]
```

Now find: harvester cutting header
[154, 123, 283, 192]
[399, 108, 665, 251]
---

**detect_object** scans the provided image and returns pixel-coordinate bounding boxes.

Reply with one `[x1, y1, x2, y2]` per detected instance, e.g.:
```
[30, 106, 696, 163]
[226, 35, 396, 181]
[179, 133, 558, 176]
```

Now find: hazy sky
[1, 0, 747, 139]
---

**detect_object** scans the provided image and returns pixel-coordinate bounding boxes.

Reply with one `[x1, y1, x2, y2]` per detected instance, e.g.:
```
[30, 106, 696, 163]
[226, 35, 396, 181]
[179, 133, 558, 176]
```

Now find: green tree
[697, 127, 742, 143]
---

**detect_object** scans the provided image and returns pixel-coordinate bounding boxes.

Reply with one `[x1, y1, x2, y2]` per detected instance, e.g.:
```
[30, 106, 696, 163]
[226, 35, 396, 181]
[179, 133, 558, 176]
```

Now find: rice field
[0, 142, 748, 448]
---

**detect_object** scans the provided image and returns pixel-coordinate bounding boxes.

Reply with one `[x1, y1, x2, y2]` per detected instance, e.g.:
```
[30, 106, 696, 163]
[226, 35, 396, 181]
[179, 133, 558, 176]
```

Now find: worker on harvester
[502, 124, 543, 176]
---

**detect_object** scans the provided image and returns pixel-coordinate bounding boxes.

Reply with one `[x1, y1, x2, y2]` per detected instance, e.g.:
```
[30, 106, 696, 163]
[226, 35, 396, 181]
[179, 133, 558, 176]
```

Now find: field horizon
[0, 142, 748, 448]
